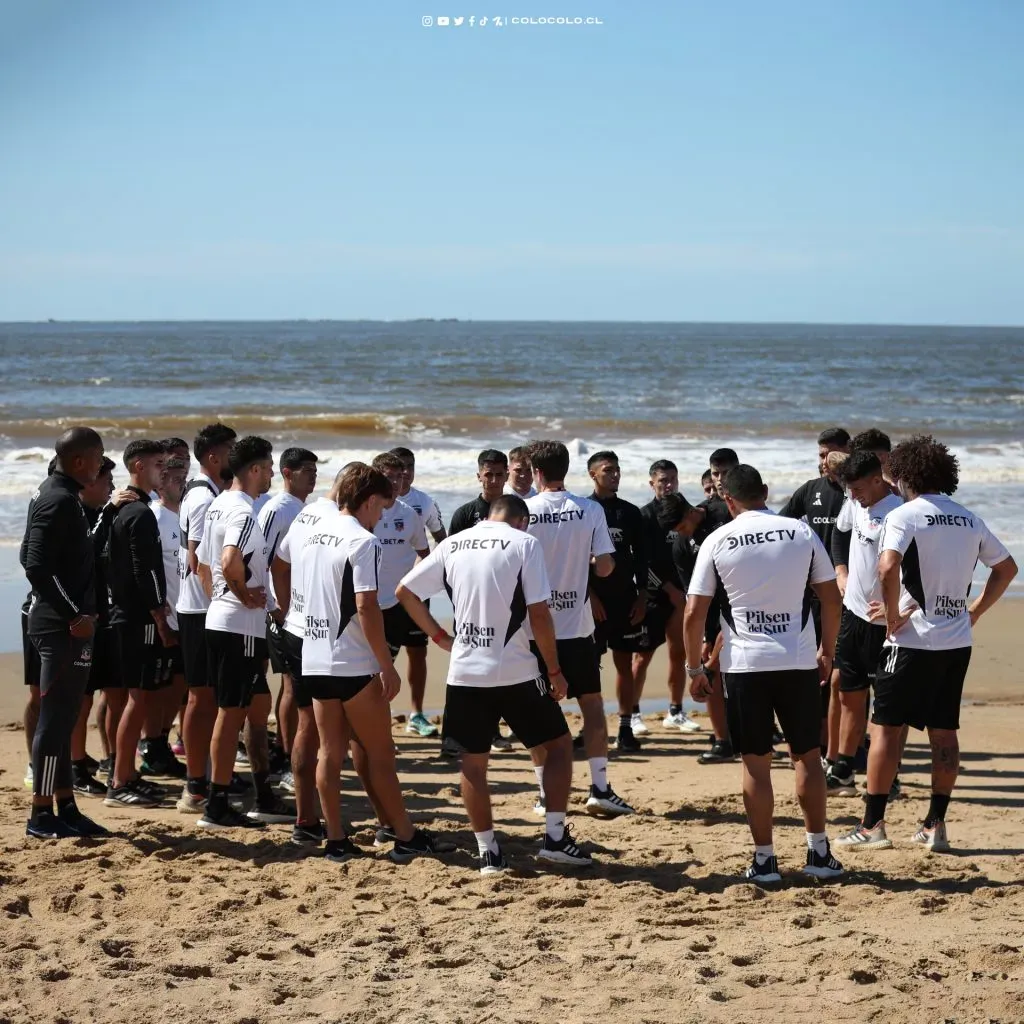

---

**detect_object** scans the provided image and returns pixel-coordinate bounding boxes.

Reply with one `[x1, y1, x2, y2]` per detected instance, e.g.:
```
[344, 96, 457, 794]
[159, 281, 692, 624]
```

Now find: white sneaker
[663, 711, 701, 733]
[910, 821, 951, 853]
[834, 821, 893, 851]
[630, 713, 649, 736]
[278, 771, 296, 794]
[23, 764, 33, 789]
[532, 797, 546, 817]
[585, 785, 635, 818]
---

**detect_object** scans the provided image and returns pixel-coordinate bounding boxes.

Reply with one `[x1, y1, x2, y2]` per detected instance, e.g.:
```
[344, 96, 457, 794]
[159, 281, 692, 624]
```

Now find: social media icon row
[422, 15, 505, 27]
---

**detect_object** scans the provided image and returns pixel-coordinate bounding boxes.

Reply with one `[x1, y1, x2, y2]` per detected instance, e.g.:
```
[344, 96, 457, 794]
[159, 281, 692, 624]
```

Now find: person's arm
[831, 529, 851, 596]
[198, 562, 213, 599]
[127, 508, 167, 612]
[527, 600, 566, 701]
[396, 584, 450, 650]
[396, 545, 449, 645]
[426, 498, 447, 543]
[683, 594, 713, 701]
[811, 578, 841, 683]
[356, 589, 401, 700]
[970, 556, 1018, 624]
[271, 555, 291, 620]
[222, 545, 265, 608]
[589, 507, 616, 578]
[627, 507, 648, 624]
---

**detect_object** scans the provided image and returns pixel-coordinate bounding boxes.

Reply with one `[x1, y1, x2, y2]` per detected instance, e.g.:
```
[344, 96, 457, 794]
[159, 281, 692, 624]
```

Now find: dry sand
[1, 603, 1022, 1024]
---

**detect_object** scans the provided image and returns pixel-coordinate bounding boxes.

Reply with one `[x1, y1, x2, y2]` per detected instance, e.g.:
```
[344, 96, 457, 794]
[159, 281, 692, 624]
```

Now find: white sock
[754, 843, 774, 865]
[475, 829, 498, 857]
[534, 765, 546, 801]
[806, 831, 828, 858]
[588, 757, 608, 792]
[545, 811, 566, 840]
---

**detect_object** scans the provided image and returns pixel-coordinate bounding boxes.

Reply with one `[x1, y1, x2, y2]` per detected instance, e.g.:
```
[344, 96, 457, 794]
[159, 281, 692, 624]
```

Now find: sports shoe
[97, 756, 113, 776]
[23, 764, 33, 789]
[277, 771, 296, 794]
[586, 785, 635, 818]
[616, 730, 642, 753]
[532, 797, 546, 817]
[268, 746, 290, 781]
[803, 843, 845, 878]
[227, 772, 252, 796]
[139, 743, 187, 779]
[826, 767, 857, 797]
[910, 821, 951, 853]
[440, 736, 464, 760]
[58, 805, 111, 838]
[133, 777, 166, 800]
[26, 810, 78, 840]
[538, 823, 593, 867]
[246, 795, 296, 824]
[325, 837, 365, 863]
[572, 731, 586, 750]
[390, 828, 447, 863]
[104, 780, 160, 808]
[373, 825, 397, 848]
[234, 744, 250, 770]
[480, 846, 509, 875]
[744, 854, 782, 884]
[176, 787, 207, 814]
[406, 712, 439, 738]
[170, 736, 186, 757]
[81, 753, 100, 774]
[292, 820, 325, 847]
[72, 765, 107, 797]
[697, 739, 737, 764]
[834, 821, 893, 851]
[630, 713, 649, 736]
[490, 733, 512, 752]
[197, 804, 266, 830]
[663, 710, 701, 733]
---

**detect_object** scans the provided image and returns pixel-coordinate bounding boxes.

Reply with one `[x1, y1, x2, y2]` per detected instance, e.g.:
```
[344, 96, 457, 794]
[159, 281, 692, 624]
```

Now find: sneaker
[197, 804, 266, 830]
[630, 713, 649, 736]
[440, 736, 464, 760]
[910, 821, 951, 853]
[26, 810, 78, 840]
[663, 710, 701, 733]
[72, 766, 107, 797]
[744, 854, 782, 884]
[325, 836, 365, 863]
[406, 712, 439, 738]
[586, 785, 635, 818]
[480, 846, 509, 876]
[176, 787, 207, 814]
[834, 821, 893, 851]
[268, 746, 290, 780]
[616, 730, 643, 753]
[532, 797, 546, 817]
[140, 746, 187, 780]
[826, 767, 857, 797]
[697, 739, 737, 765]
[373, 825, 397, 848]
[390, 828, 447, 864]
[133, 777, 166, 800]
[104, 780, 160, 808]
[803, 843, 845, 878]
[277, 771, 296, 794]
[58, 805, 111, 838]
[292, 820, 325, 847]
[170, 736, 186, 757]
[571, 731, 586, 751]
[97, 756, 113, 777]
[227, 772, 252, 796]
[234, 744, 250, 770]
[490, 733, 513, 752]
[246, 796, 296, 824]
[538, 823, 593, 867]
[81, 753, 100, 774]
[23, 764, 33, 789]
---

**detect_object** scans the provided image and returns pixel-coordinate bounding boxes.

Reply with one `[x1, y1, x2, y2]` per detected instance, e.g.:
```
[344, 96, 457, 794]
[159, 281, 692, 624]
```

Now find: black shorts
[178, 612, 211, 688]
[22, 613, 41, 688]
[872, 645, 971, 731]
[115, 622, 170, 691]
[266, 616, 290, 675]
[382, 603, 427, 656]
[593, 589, 645, 655]
[304, 674, 375, 703]
[723, 669, 823, 757]
[634, 600, 670, 653]
[531, 636, 602, 700]
[276, 628, 312, 709]
[443, 679, 570, 755]
[206, 629, 268, 709]
[88, 626, 120, 695]
[835, 609, 886, 692]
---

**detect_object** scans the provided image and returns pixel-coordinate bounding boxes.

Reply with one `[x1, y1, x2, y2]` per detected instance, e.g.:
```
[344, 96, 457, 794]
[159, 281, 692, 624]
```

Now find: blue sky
[0, 0, 1021, 323]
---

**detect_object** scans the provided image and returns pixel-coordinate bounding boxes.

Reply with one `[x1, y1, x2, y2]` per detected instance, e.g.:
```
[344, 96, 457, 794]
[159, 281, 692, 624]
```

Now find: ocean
[2, 320, 1022, 651]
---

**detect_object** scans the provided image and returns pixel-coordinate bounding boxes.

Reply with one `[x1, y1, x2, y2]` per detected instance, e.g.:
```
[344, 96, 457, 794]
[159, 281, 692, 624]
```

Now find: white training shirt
[879, 494, 1010, 651]
[525, 489, 616, 640]
[299, 513, 383, 678]
[176, 474, 220, 615]
[276, 498, 340, 639]
[401, 520, 551, 687]
[152, 502, 181, 629]
[505, 483, 538, 499]
[403, 485, 444, 536]
[689, 508, 837, 673]
[834, 492, 903, 621]
[198, 490, 269, 639]
[258, 491, 306, 608]
[374, 498, 428, 610]
[252, 493, 270, 519]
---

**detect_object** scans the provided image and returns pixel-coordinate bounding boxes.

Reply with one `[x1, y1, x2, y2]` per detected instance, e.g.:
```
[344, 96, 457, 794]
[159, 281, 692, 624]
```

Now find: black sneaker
[390, 829, 448, 863]
[104, 779, 160, 808]
[325, 837, 365, 863]
[81, 753, 100, 774]
[826, 767, 857, 797]
[58, 805, 111, 838]
[697, 739, 737, 764]
[291, 820, 325, 847]
[479, 846, 509, 875]
[133, 777, 166, 800]
[744, 854, 782, 884]
[268, 746, 290, 780]
[373, 825, 397, 848]
[246, 795, 296, 824]
[586, 785, 636, 817]
[538, 823, 593, 867]
[616, 730, 643, 753]
[227, 772, 252, 796]
[26, 810, 78, 839]
[140, 742, 187, 779]
[72, 766, 107, 797]
[803, 843, 845, 879]
[197, 803, 266, 830]
[97, 756, 113, 777]
[440, 736, 464, 760]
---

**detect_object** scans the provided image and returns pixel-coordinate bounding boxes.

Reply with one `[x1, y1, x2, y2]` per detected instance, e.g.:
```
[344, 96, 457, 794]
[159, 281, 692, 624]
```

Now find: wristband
[549, 666, 563, 678]
[431, 630, 448, 645]
[685, 664, 706, 679]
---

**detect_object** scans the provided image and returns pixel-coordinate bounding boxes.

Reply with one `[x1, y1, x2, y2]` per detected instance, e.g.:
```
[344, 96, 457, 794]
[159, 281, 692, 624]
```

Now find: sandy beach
[1, 603, 1022, 1024]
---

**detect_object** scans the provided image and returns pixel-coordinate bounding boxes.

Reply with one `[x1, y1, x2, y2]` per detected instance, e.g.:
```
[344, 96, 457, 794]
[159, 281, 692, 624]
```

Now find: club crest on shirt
[393, 517, 404, 532]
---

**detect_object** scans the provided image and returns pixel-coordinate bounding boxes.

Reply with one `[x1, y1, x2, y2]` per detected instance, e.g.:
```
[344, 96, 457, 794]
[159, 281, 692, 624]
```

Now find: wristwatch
[685, 664, 706, 679]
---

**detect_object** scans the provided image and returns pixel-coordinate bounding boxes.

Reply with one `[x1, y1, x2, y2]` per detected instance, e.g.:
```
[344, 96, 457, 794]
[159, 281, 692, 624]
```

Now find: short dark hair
[528, 441, 569, 481]
[654, 493, 696, 531]
[477, 448, 508, 469]
[280, 447, 319, 471]
[886, 435, 959, 495]
[850, 428, 891, 454]
[228, 436, 273, 476]
[336, 462, 393, 510]
[721, 464, 765, 505]
[587, 450, 618, 470]
[701, 469, 713, 484]
[372, 452, 407, 474]
[488, 494, 529, 521]
[649, 459, 677, 477]
[193, 423, 237, 462]
[389, 446, 415, 462]
[99, 456, 115, 475]
[164, 456, 188, 473]
[160, 437, 189, 453]
[54, 427, 103, 463]
[123, 439, 164, 470]
[818, 427, 850, 448]
[508, 446, 531, 464]
[709, 448, 739, 469]
[837, 450, 883, 485]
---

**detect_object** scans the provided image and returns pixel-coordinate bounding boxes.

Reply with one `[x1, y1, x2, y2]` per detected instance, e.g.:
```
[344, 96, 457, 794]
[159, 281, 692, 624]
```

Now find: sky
[0, 0, 1021, 324]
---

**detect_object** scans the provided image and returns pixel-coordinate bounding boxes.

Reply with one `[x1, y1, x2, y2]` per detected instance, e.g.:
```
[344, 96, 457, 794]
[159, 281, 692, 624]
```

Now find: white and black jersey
[689, 509, 836, 673]
[400, 520, 551, 687]
[834, 493, 902, 622]
[505, 483, 537, 500]
[276, 497, 339, 640]
[198, 490, 268, 639]
[525, 489, 616, 640]
[258, 491, 305, 608]
[176, 474, 220, 615]
[152, 502, 182, 630]
[403, 485, 444, 536]
[299, 513, 383, 678]
[879, 494, 1010, 651]
[374, 498, 428, 610]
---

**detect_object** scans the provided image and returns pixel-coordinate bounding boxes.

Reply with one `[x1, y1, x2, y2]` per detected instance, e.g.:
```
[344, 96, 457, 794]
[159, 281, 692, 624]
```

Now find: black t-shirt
[670, 533, 700, 594]
[695, 495, 731, 545]
[778, 476, 846, 563]
[640, 499, 678, 603]
[449, 496, 492, 537]
[589, 493, 647, 600]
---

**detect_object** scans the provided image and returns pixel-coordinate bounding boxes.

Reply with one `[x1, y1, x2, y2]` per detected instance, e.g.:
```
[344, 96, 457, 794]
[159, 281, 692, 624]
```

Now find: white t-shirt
[689, 508, 836, 673]
[505, 483, 538, 500]
[374, 498, 428, 610]
[276, 498, 339, 639]
[176, 474, 220, 615]
[152, 502, 181, 629]
[198, 490, 268, 639]
[834, 492, 903, 621]
[252, 493, 270, 519]
[525, 489, 616, 640]
[258, 491, 306, 608]
[401, 520, 551, 687]
[879, 494, 1010, 651]
[299, 513, 383, 678]
[403, 485, 444, 536]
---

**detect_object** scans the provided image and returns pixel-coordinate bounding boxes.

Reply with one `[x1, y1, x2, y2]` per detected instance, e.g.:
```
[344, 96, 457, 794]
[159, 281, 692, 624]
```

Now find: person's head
[336, 462, 393, 530]
[193, 422, 237, 485]
[886, 434, 959, 499]
[228, 436, 274, 498]
[476, 448, 509, 501]
[327, 462, 358, 505]
[835, 450, 890, 508]
[160, 437, 191, 472]
[54, 426, 104, 486]
[720, 464, 769, 517]
[507, 445, 534, 495]
[850, 428, 892, 466]
[159, 456, 189, 507]
[122, 439, 166, 493]
[372, 452, 408, 506]
[389, 446, 415, 494]
[817, 427, 851, 476]
[487, 493, 530, 531]
[280, 447, 319, 500]
[80, 456, 116, 510]
[701, 469, 714, 499]
[708, 448, 739, 497]
[648, 459, 678, 499]
[587, 450, 620, 496]
[527, 441, 570, 488]
[654, 492, 705, 538]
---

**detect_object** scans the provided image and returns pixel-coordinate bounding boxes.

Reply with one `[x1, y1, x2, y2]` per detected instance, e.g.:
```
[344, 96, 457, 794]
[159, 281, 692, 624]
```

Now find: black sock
[618, 714, 631, 733]
[924, 793, 950, 829]
[57, 795, 77, 816]
[669, 703, 683, 716]
[206, 783, 230, 815]
[836, 755, 856, 777]
[631, 704, 640, 715]
[863, 793, 889, 829]
[254, 771, 274, 804]
[31, 803, 54, 822]
[187, 775, 208, 797]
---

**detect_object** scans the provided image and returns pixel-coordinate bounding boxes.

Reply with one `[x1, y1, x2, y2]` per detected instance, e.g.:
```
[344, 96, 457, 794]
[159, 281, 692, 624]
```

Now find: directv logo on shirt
[726, 528, 798, 550]
[934, 595, 968, 619]
[456, 622, 496, 648]
[305, 614, 330, 640]
[744, 610, 792, 635]
[925, 514, 974, 528]
[530, 510, 585, 524]
[549, 589, 578, 611]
